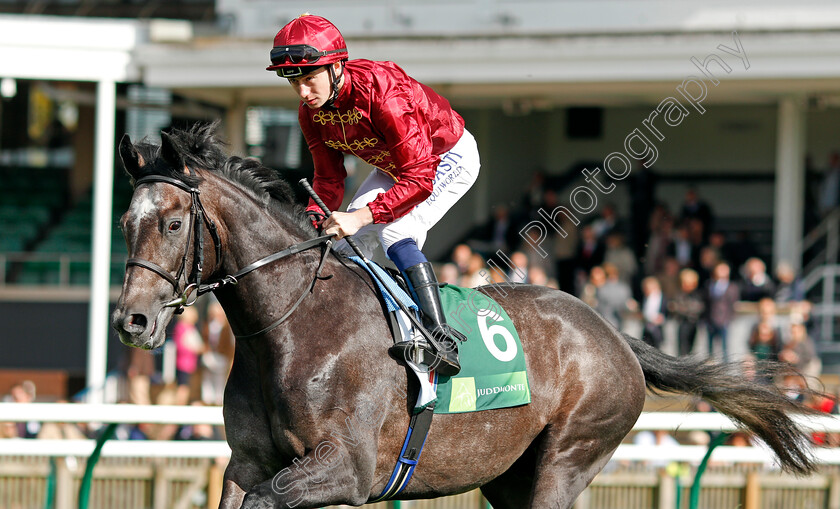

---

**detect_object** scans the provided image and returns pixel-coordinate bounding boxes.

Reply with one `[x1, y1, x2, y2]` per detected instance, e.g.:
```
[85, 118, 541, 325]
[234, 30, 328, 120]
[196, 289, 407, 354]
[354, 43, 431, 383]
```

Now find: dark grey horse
[112, 124, 816, 509]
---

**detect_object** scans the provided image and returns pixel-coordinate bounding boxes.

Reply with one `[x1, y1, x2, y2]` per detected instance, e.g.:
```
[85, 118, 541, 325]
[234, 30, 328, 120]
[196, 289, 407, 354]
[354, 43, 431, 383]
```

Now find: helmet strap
[324, 62, 344, 108]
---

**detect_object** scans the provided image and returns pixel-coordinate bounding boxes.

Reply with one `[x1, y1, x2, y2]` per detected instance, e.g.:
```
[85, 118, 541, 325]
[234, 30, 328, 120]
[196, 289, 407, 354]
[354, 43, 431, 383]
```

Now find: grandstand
[0, 166, 132, 286]
[0, 167, 64, 254]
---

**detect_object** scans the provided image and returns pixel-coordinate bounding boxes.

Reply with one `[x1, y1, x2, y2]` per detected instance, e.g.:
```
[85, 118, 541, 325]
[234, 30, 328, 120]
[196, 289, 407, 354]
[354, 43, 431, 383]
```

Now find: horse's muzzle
[111, 308, 165, 349]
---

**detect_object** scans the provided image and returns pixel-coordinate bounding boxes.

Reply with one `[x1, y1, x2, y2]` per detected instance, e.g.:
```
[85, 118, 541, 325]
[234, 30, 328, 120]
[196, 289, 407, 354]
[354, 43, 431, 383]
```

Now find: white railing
[0, 439, 230, 458]
[612, 444, 840, 464]
[0, 403, 224, 425]
[2, 404, 840, 464]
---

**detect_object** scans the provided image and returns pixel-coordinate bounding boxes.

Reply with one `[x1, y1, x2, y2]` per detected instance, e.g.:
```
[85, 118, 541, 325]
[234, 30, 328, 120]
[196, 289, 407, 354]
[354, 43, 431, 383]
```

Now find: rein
[204, 234, 334, 340]
[127, 175, 333, 336]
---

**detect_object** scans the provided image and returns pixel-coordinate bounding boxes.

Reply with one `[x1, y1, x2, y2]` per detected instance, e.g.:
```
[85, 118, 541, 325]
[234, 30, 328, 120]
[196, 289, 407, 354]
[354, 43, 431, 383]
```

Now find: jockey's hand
[323, 207, 373, 239]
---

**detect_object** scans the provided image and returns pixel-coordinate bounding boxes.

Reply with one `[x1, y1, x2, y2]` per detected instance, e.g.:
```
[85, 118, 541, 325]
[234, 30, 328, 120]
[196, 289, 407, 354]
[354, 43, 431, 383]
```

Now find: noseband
[126, 174, 333, 334]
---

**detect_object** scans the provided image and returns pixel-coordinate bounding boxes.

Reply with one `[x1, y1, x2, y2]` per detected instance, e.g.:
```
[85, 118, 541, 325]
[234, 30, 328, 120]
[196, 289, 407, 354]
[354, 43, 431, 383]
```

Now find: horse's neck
[210, 186, 316, 338]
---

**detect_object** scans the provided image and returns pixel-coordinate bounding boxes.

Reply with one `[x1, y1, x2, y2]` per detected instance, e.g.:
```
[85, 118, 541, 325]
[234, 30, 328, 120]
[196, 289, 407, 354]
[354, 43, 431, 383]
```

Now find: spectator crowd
[441, 170, 838, 450]
[1, 298, 233, 442]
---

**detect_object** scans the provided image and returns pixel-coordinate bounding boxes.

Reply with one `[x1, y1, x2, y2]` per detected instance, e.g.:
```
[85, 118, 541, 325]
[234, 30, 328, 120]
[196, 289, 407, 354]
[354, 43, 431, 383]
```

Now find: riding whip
[298, 178, 450, 365]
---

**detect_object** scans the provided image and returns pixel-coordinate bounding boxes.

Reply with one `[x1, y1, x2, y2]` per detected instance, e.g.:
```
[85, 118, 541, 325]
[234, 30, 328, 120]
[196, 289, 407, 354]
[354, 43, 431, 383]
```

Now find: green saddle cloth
[432, 284, 531, 414]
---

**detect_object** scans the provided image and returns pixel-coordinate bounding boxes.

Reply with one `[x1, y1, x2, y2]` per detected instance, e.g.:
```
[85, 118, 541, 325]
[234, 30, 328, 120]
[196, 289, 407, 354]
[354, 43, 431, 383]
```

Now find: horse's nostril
[128, 314, 147, 329]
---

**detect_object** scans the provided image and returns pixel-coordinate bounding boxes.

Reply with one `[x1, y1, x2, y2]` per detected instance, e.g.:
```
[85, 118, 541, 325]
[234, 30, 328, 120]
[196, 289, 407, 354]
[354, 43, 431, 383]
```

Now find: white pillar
[473, 109, 492, 225]
[86, 79, 116, 403]
[773, 96, 806, 272]
[224, 92, 247, 156]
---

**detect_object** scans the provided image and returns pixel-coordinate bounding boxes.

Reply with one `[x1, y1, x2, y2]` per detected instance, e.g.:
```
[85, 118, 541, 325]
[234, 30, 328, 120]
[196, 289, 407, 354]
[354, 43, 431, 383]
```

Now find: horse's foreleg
[220, 479, 246, 509]
[237, 446, 375, 509]
[219, 454, 271, 509]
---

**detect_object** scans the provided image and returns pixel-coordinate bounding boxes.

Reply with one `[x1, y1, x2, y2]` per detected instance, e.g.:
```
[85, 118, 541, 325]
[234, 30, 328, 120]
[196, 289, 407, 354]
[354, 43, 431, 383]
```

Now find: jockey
[267, 14, 480, 375]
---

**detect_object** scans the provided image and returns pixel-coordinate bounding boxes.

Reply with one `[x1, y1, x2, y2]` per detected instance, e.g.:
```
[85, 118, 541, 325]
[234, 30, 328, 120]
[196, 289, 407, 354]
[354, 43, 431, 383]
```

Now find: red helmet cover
[266, 14, 348, 72]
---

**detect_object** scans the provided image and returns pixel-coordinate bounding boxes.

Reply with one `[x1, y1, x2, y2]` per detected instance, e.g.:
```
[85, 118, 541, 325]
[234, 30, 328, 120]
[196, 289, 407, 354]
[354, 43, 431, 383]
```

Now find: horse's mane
[130, 122, 317, 238]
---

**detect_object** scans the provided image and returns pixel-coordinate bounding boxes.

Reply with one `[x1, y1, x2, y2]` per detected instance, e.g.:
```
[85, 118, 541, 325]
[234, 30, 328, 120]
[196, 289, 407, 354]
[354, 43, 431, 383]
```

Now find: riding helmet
[266, 14, 348, 78]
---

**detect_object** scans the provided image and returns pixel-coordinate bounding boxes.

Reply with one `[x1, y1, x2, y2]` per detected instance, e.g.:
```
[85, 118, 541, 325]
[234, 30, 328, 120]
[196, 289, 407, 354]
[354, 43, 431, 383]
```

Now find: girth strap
[370, 402, 435, 502]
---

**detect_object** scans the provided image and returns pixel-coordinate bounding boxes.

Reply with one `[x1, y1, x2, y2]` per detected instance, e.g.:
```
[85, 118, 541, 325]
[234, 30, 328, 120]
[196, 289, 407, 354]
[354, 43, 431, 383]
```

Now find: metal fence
[0, 454, 486, 509]
[4, 455, 840, 509]
[0, 456, 210, 509]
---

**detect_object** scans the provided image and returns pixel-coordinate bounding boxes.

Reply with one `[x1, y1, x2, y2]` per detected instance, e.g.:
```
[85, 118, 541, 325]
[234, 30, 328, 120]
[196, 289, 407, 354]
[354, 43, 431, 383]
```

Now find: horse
[112, 123, 817, 509]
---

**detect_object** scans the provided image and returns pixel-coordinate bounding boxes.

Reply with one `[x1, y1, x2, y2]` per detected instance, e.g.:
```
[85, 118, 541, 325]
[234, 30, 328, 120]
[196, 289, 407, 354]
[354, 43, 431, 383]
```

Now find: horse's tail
[623, 333, 817, 475]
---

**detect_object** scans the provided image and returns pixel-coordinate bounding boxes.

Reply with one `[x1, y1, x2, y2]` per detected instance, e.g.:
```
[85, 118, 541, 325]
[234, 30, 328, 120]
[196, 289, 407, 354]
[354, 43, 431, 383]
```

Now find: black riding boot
[389, 262, 465, 376]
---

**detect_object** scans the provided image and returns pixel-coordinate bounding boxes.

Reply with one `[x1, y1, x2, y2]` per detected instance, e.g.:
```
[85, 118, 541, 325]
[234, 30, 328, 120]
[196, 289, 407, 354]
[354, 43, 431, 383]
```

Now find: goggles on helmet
[270, 44, 346, 66]
[276, 65, 326, 79]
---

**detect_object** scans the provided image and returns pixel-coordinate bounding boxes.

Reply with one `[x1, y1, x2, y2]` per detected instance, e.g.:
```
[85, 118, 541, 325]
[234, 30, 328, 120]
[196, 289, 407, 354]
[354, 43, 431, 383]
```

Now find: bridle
[126, 175, 333, 336]
[127, 175, 222, 311]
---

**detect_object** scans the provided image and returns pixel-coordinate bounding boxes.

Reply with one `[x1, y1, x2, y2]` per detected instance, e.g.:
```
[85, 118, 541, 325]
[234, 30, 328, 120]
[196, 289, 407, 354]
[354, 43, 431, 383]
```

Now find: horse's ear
[160, 131, 185, 172]
[119, 134, 144, 179]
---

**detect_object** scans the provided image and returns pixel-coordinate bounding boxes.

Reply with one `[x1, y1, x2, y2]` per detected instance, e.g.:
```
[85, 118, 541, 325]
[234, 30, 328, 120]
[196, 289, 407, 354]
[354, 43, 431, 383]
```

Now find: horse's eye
[168, 220, 182, 232]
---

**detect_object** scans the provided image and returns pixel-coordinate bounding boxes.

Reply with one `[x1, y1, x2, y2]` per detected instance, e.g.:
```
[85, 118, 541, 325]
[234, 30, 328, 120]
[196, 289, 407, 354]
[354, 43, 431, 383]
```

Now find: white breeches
[335, 128, 480, 260]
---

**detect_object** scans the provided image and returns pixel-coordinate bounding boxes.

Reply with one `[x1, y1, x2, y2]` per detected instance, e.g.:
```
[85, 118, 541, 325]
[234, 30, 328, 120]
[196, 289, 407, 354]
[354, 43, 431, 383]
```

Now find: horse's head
[112, 123, 318, 348]
[111, 130, 222, 349]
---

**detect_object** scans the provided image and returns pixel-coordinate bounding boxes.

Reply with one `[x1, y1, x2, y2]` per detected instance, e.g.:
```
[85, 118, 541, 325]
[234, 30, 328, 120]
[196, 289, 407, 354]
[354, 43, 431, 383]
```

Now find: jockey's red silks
[300, 59, 465, 224]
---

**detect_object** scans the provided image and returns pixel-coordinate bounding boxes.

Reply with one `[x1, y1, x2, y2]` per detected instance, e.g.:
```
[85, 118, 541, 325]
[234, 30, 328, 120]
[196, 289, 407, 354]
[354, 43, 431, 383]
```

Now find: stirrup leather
[391, 261, 465, 376]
